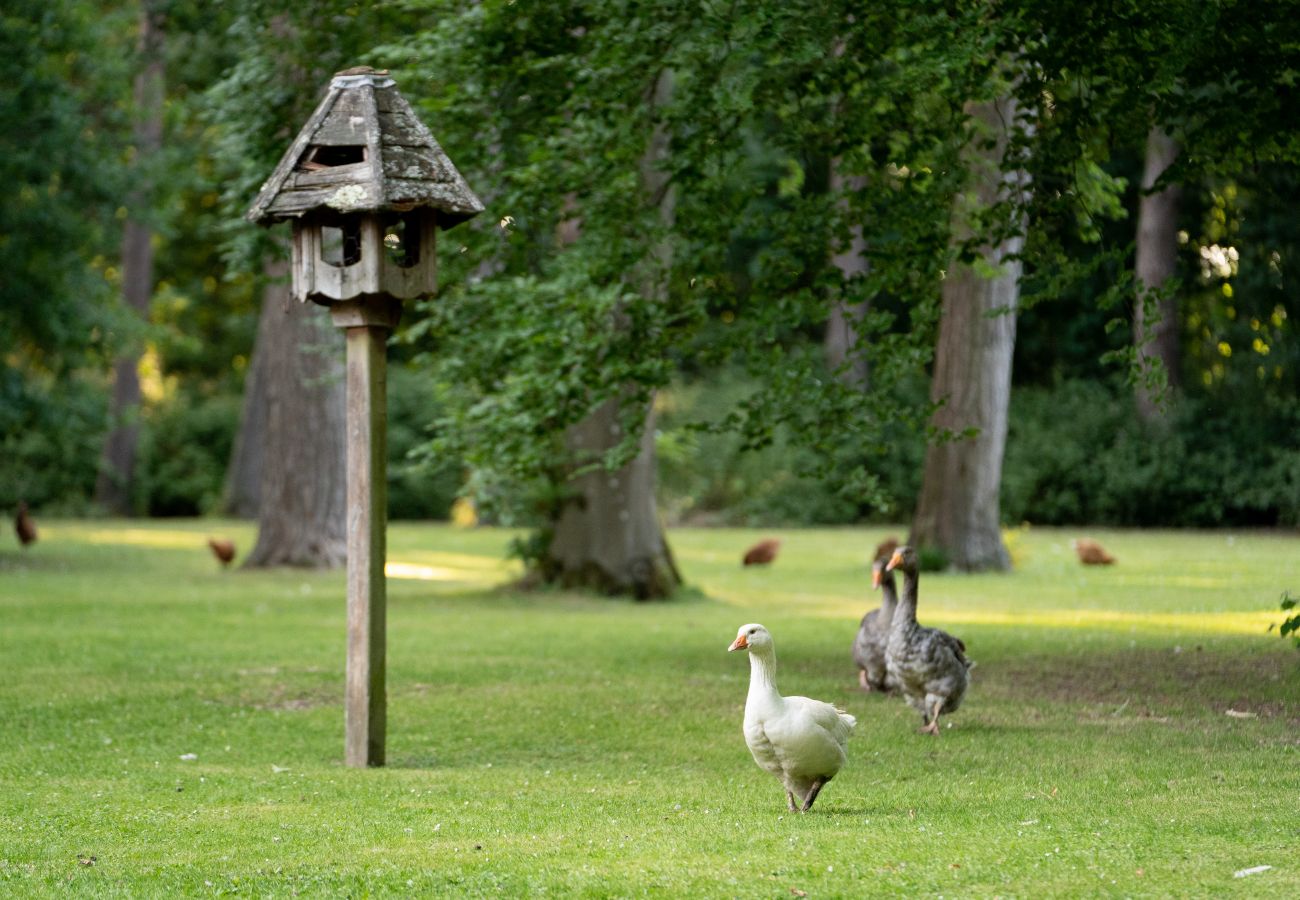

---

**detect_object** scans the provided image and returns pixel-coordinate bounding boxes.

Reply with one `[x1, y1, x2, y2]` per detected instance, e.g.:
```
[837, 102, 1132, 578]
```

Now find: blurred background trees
[95, 0, 166, 515]
[2, 0, 1298, 586]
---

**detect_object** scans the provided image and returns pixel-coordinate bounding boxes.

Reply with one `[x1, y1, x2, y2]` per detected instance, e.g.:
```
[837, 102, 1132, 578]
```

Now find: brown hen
[1073, 538, 1115, 565]
[15, 501, 37, 547]
[208, 537, 236, 568]
[742, 538, 781, 566]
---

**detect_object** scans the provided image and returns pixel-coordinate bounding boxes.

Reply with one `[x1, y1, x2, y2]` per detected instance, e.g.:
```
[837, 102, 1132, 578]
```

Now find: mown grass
[1, 520, 1297, 897]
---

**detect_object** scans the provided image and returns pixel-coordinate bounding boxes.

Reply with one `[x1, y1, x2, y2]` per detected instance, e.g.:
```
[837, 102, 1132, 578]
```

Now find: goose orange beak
[871, 567, 882, 588]
[886, 549, 904, 572]
[728, 634, 748, 652]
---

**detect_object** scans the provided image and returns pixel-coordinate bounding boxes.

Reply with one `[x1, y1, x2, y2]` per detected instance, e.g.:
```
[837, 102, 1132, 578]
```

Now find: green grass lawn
[1, 521, 1297, 897]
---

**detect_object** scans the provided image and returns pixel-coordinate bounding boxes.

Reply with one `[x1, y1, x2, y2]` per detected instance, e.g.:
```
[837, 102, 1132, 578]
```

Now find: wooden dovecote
[244, 68, 482, 768]
[246, 68, 483, 306]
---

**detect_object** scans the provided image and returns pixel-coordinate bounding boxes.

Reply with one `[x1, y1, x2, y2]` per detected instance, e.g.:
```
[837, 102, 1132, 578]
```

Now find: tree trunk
[1134, 127, 1182, 421]
[545, 397, 681, 598]
[95, 2, 164, 515]
[825, 164, 869, 389]
[242, 261, 347, 569]
[220, 277, 272, 518]
[539, 70, 680, 598]
[825, 302, 869, 387]
[910, 97, 1026, 572]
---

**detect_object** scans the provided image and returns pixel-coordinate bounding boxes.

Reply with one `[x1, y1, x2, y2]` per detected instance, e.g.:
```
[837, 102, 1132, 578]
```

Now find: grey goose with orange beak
[852, 556, 899, 693]
[884, 546, 973, 735]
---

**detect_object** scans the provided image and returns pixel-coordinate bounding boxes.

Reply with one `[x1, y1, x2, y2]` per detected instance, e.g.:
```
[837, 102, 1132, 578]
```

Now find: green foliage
[386, 365, 462, 521]
[1003, 379, 1300, 527]
[1013, 0, 1300, 183]
[124, 365, 464, 521]
[380, 0, 1024, 527]
[0, 0, 129, 372]
[0, 369, 106, 514]
[655, 370, 925, 526]
[382, 0, 1300, 540]
[9, 0, 1300, 537]
[136, 392, 241, 516]
[1273, 591, 1299, 649]
[1181, 170, 1300, 400]
[657, 391, 856, 527]
[405, 261, 673, 492]
[132, 0, 1300, 542]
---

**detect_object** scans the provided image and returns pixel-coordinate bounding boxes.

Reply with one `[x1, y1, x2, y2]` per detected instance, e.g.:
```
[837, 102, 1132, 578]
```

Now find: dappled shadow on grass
[387, 753, 442, 770]
[807, 804, 890, 818]
[914, 718, 1033, 739]
[393, 578, 716, 615]
[0, 550, 76, 573]
[984, 645, 1298, 723]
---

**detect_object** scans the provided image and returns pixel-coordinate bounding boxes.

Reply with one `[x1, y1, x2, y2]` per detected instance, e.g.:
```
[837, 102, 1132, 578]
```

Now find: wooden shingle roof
[246, 68, 483, 228]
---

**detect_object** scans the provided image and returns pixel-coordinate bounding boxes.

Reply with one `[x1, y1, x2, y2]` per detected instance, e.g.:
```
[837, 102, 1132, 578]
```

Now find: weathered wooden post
[246, 67, 482, 767]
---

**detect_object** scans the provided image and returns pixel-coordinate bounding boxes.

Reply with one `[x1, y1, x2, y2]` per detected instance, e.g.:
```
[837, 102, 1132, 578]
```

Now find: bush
[1002, 379, 1300, 527]
[1272, 591, 1299, 650]
[386, 365, 462, 520]
[0, 369, 106, 515]
[655, 371, 925, 526]
[130, 365, 464, 521]
[137, 392, 241, 516]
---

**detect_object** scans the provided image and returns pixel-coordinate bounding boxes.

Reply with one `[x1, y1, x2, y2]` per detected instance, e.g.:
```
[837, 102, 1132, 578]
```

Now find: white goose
[728, 623, 857, 811]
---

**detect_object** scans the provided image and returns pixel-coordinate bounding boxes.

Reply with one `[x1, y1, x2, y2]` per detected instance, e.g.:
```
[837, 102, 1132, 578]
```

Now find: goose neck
[893, 567, 919, 625]
[747, 648, 780, 698]
[880, 579, 899, 615]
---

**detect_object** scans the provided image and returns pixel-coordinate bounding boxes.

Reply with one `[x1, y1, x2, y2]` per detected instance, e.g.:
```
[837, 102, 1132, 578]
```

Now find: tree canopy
[4, 0, 1298, 530]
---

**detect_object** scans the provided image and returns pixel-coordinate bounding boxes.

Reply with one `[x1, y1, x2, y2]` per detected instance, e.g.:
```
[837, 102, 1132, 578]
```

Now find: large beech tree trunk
[1134, 127, 1183, 421]
[825, 164, 869, 388]
[95, 2, 164, 515]
[545, 397, 680, 598]
[242, 261, 347, 568]
[220, 280, 272, 518]
[825, 301, 869, 388]
[824, 37, 869, 389]
[910, 97, 1025, 572]
[540, 70, 680, 598]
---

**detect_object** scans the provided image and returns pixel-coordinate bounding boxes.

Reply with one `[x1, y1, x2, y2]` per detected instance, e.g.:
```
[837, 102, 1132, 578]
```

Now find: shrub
[1272, 591, 1299, 650]
[0, 369, 106, 515]
[655, 371, 923, 526]
[387, 365, 462, 520]
[132, 365, 463, 520]
[1002, 379, 1300, 527]
[137, 392, 241, 516]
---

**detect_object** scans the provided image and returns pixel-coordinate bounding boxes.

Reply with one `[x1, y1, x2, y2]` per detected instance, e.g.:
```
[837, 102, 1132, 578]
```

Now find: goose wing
[760, 697, 855, 776]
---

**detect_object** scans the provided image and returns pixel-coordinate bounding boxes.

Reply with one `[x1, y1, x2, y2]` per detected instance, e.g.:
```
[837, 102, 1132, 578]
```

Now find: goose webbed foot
[918, 698, 943, 735]
[800, 779, 825, 812]
[858, 670, 872, 692]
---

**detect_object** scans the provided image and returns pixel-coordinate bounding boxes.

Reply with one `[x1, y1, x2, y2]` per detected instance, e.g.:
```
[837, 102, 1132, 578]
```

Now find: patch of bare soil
[205, 666, 337, 711]
[247, 685, 336, 711]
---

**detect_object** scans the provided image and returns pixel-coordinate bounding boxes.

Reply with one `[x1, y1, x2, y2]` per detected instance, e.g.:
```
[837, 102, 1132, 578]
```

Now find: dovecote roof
[246, 68, 483, 228]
